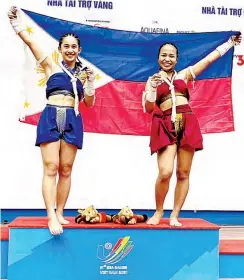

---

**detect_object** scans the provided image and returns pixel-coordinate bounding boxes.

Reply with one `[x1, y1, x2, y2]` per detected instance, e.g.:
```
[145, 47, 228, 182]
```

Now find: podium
[7, 217, 220, 280]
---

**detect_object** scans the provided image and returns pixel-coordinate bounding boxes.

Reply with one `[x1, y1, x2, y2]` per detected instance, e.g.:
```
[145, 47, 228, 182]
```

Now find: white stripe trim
[58, 62, 79, 116]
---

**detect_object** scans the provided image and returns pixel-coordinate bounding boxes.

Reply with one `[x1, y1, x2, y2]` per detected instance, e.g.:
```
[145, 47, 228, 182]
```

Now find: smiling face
[58, 35, 81, 66]
[158, 44, 178, 72]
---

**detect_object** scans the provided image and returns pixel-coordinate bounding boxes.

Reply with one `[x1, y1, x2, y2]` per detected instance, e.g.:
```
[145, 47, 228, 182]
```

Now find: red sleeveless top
[156, 79, 189, 106]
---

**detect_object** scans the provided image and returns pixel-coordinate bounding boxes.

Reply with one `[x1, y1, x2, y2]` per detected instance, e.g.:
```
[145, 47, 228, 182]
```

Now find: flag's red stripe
[21, 77, 234, 135]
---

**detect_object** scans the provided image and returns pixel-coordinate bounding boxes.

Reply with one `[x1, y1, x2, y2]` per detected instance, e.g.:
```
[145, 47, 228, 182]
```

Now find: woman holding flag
[8, 6, 96, 235]
[143, 36, 241, 226]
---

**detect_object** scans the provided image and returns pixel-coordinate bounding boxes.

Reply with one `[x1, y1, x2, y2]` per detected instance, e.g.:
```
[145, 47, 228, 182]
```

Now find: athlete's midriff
[47, 95, 75, 107]
[156, 79, 189, 111]
[159, 95, 189, 111]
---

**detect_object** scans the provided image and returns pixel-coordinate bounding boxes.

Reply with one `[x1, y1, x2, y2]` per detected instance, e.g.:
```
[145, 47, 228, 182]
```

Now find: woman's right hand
[8, 6, 18, 20]
[150, 73, 163, 87]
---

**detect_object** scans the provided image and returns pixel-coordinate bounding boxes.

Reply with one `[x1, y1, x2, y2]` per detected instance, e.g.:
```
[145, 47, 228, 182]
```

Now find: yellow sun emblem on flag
[36, 50, 60, 87]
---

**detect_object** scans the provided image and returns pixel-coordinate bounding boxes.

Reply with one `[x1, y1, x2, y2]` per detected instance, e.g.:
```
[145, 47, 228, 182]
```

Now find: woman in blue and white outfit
[8, 6, 95, 235]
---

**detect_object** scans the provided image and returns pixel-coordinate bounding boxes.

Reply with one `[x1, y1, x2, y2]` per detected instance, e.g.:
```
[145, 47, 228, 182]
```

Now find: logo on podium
[97, 236, 134, 276]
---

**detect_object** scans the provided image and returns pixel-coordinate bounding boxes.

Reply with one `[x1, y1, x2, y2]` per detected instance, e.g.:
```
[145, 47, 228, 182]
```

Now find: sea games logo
[97, 236, 134, 276]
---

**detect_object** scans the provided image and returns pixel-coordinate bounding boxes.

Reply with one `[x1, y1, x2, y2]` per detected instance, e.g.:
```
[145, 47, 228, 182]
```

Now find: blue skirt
[35, 105, 83, 149]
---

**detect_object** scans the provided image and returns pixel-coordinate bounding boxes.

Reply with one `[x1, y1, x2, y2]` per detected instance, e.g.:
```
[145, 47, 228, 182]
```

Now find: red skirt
[150, 104, 203, 154]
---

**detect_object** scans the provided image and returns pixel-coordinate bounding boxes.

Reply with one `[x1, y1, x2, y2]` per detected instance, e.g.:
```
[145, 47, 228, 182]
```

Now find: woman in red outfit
[144, 35, 241, 226]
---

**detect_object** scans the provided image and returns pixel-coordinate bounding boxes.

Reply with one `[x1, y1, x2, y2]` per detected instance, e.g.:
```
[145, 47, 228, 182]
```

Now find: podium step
[0, 225, 9, 279]
[3, 220, 244, 280]
[219, 240, 244, 279]
[7, 217, 220, 280]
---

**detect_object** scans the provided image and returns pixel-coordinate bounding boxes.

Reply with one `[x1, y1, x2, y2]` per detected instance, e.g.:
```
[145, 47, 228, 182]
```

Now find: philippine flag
[19, 9, 238, 135]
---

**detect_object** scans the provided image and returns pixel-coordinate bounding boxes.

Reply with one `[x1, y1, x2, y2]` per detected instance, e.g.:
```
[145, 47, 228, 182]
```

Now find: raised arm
[183, 35, 241, 81]
[8, 6, 53, 77]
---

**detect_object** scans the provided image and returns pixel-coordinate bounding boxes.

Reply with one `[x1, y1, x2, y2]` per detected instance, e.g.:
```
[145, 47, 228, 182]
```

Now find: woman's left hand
[86, 68, 95, 82]
[232, 34, 242, 45]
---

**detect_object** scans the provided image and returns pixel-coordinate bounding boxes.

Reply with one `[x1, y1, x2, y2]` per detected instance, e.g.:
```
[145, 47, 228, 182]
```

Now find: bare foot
[48, 216, 63, 235]
[146, 211, 163, 225]
[56, 211, 70, 225]
[169, 217, 182, 227]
